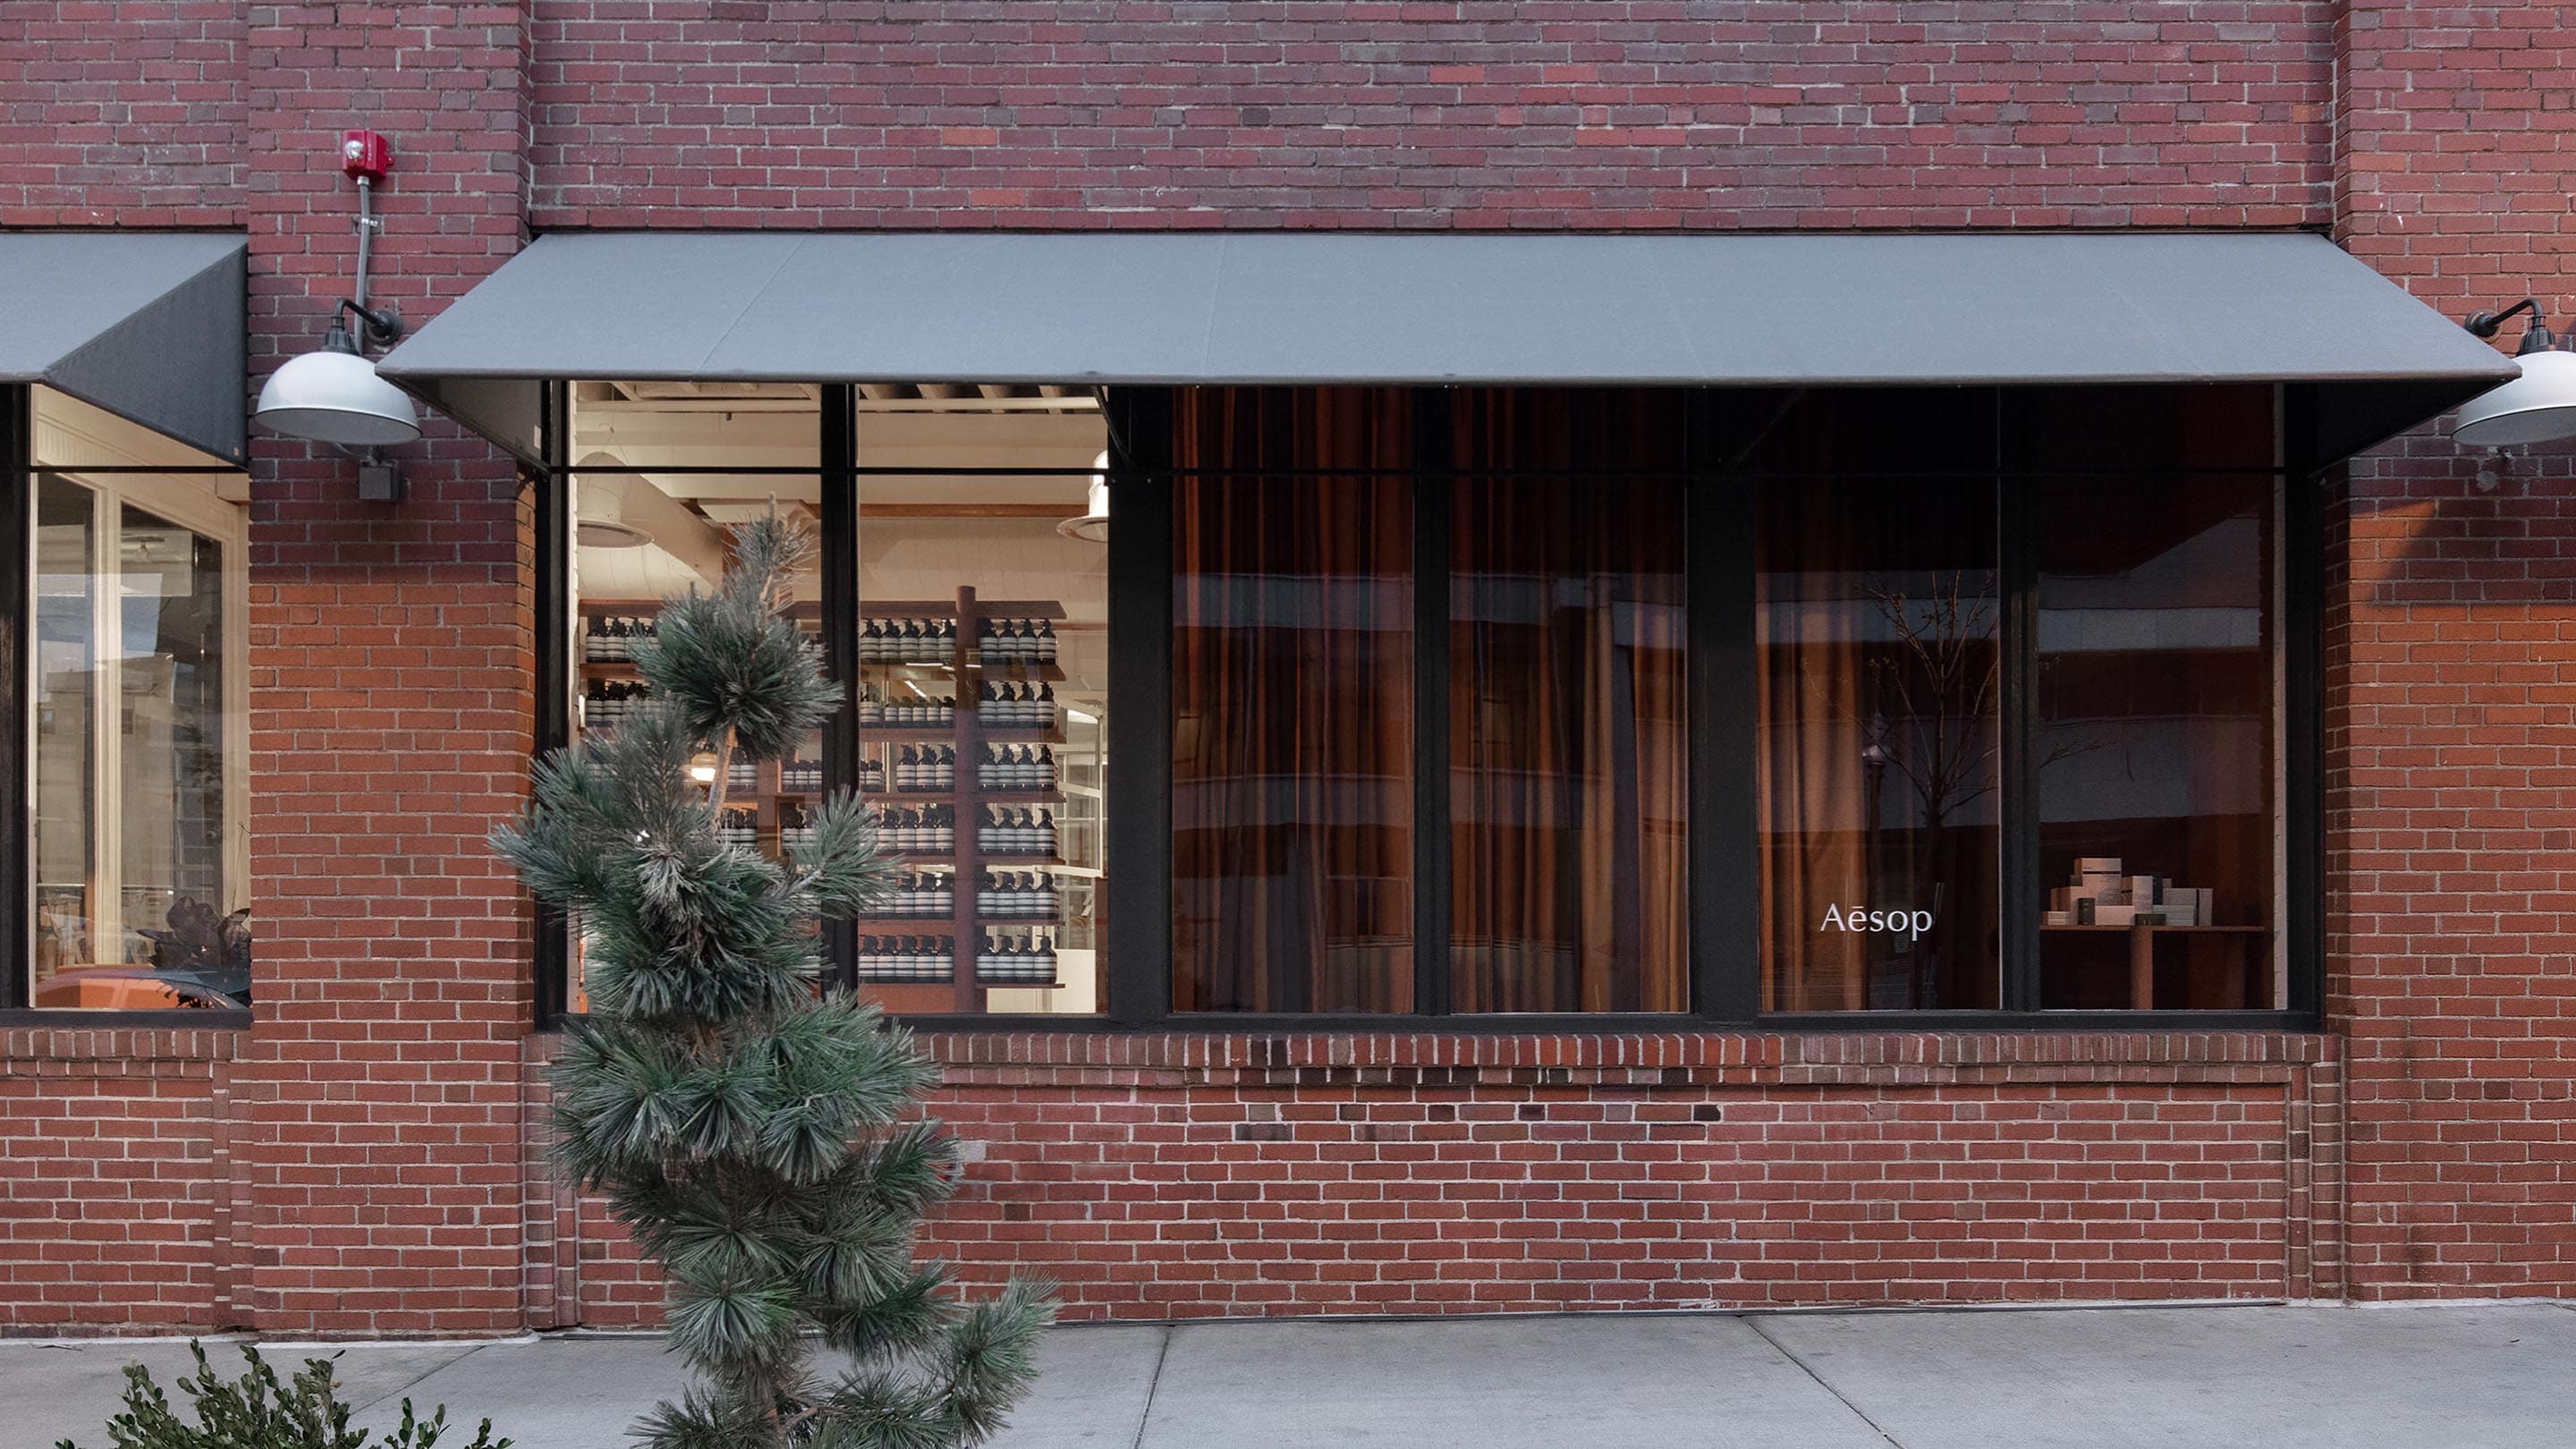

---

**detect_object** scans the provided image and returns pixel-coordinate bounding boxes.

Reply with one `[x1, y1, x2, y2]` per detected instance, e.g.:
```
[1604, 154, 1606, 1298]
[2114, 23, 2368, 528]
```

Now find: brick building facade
[2, 1, 2572, 1335]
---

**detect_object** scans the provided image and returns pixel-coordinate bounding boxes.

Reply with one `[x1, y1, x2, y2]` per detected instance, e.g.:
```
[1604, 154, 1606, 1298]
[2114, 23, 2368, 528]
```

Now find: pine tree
[496, 516, 1053, 1449]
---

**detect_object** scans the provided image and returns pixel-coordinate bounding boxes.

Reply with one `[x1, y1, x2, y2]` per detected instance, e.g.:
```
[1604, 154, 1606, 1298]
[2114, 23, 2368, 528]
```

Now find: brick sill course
[517, 1026, 2331, 1089]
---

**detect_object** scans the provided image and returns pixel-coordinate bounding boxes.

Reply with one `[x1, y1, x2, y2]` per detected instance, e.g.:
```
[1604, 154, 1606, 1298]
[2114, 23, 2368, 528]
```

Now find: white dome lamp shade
[2454, 300, 2576, 448]
[253, 300, 420, 447]
[575, 467, 650, 549]
[1057, 450, 1112, 542]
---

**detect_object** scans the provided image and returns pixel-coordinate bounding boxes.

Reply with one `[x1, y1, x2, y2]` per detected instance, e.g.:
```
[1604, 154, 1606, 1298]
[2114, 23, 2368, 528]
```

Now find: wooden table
[2040, 924, 2274, 1009]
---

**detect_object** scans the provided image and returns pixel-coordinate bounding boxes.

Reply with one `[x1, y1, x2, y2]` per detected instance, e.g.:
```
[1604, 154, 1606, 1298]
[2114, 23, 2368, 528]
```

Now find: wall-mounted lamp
[2453, 299, 2576, 447]
[254, 130, 421, 493]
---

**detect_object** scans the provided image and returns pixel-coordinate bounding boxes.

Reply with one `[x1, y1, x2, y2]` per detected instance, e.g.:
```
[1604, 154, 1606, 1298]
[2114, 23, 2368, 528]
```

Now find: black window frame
[531, 382, 2322, 1034]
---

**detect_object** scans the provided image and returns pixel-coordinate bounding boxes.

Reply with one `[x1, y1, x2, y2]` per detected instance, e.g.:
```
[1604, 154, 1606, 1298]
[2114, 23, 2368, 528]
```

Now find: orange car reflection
[31, 967, 234, 1011]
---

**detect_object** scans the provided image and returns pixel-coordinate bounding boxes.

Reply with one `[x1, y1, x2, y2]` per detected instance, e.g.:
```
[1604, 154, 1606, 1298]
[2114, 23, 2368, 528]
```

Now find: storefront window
[1169, 387, 1691, 1015]
[34, 477, 99, 989]
[541, 381, 2295, 1023]
[1449, 391, 1687, 1013]
[1757, 475, 2004, 1012]
[28, 388, 249, 1012]
[2036, 473, 2280, 1009]
[564, 381, 1109, 1017]
[1172, 390, 1416, 1012]
[845, 394, 1109, 1017]
[566, 382, 821, 1013]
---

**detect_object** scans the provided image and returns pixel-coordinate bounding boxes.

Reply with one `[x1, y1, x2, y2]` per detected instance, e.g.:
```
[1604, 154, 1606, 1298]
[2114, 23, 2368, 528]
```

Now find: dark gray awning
[0, 233, 247, 462]
[378, 231, 2513, 468]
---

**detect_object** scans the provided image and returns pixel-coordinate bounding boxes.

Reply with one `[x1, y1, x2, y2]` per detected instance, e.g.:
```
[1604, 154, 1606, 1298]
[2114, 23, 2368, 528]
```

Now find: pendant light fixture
[2453, 300, 2576, 447]
[1056, 450, 1111, 541]
[254, 131, 422, 455]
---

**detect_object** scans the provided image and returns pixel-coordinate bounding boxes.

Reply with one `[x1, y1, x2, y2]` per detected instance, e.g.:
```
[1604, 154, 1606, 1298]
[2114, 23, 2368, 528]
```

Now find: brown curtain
[1447, 390, 1687, 1012]
[1756, 479, 1870, 1011]
[1171, 388, 1416, 1013]
[1757, 471, 2003, 1013]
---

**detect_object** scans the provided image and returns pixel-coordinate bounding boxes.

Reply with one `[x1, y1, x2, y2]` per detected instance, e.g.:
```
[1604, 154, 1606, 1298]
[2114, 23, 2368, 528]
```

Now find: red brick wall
[0, 1029, 242, 1335]
[0, 1, 248, 227]
[233, 1, 539, 1334]
[529, 0, 2335, 230]
[0, 0, 2566, 1334]
[2329, 0, 2576, 1297]
[524, 1032, 2338, 1324]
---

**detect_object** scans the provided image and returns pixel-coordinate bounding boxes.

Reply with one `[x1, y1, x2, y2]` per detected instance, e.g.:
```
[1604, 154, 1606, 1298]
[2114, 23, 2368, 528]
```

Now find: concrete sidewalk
[12, 1301, 2574, 1448]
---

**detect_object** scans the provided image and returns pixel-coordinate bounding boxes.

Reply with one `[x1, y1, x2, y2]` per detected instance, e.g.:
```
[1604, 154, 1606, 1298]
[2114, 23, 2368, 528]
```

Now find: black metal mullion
[532, 379, 572, 1027]
[1104, 386, 1174, 1024]
[1998, 391, 2042, 1013]
[1690, 392, 1760, 1021]
[0, 387, 27, 1009]
[2282, 385, 2326, 1019]
[821, 385, 860, 997]
[1411, 390, 1453, 1018]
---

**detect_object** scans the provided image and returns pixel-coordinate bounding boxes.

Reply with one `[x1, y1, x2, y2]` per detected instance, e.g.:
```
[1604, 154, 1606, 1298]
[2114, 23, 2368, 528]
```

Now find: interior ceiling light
[1057, 450, 1111, 542]
[254, 130, 422, 452]
[2454, 299, 2576, 447]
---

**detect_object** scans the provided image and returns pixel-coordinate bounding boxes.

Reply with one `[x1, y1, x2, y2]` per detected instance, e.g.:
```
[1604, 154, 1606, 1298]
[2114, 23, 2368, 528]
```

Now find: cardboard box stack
[2042, 858, 2213, 928]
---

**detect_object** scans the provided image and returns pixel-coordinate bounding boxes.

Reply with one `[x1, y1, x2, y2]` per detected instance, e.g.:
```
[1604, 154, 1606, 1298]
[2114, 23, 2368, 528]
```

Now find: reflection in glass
[34, 479, 97, 988]
[1758, 478, 2002, 1011]
[1173, 389, 1416, 1013]
[2037, 475, 2277, 1009]
[116, 504, 228, 971]
[1173, 469, 1415, 1012]
[31, 481, 244, 1010]
[1449, 473, 1687, 1013]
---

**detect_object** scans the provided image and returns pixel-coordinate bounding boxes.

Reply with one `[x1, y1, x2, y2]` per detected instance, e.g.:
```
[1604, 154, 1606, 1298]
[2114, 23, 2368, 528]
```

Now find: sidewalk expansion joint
[1741, 1315, 1906, 1448]
[345, 1343, 487, 1421]
[1129, 1323, 1175, 1449]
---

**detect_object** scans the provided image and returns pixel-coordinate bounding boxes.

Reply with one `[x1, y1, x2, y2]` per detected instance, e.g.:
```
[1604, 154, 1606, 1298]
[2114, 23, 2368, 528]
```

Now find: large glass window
[564, 381, 1108, 1018]
[27, 388, 249, 1012]
[1169, 388, 1691, 1015]
[1449, 392, 1687, 1013]
[1172, 390, 1416, 1013]
[1757, 475, 2004, 1011]
[2036, 473, 2280, 1010]
[2019, 386, 2285, 1012]
[565, 382, 822, 1014]
[846, 393, 1110, 1017]
[540, 382, 2298, 1024]
[1157, 386, 2284, 1019]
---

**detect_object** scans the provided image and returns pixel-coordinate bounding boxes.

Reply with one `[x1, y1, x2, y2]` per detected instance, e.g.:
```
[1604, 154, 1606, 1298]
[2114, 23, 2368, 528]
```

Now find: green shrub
[55, 1340, 511, 1449]
[495, 515, 1052, 1447]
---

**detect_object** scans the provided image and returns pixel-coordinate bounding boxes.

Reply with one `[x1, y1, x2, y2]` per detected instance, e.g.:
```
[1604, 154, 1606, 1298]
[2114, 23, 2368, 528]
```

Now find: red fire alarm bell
[340, 130, 391, 183]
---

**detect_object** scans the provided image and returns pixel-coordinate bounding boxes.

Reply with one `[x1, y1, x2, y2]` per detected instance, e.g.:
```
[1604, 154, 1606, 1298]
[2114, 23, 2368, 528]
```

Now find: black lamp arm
[336, 296, 405, 348]
[2464, 298, 2556, 353]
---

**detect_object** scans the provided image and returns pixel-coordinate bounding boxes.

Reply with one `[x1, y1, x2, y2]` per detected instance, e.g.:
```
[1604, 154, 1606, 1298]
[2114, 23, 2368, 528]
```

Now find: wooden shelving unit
[852, 586, 1072, 1013]
[575, 598, 832, 1013]
[579, 596, 827, 861]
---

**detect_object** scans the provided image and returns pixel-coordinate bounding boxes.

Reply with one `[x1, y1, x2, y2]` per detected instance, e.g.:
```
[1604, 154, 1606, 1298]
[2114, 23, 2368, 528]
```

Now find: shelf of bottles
[575, 589, 1080, 1013]
[574, 598, 830, 1012]
[852, 587, 1072, 1012]
[580, 601, 828, 851]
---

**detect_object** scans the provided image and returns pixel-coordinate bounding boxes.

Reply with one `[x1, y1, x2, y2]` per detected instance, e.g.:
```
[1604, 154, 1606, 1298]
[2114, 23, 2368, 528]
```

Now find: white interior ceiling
[569, 381, 1111, 610]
